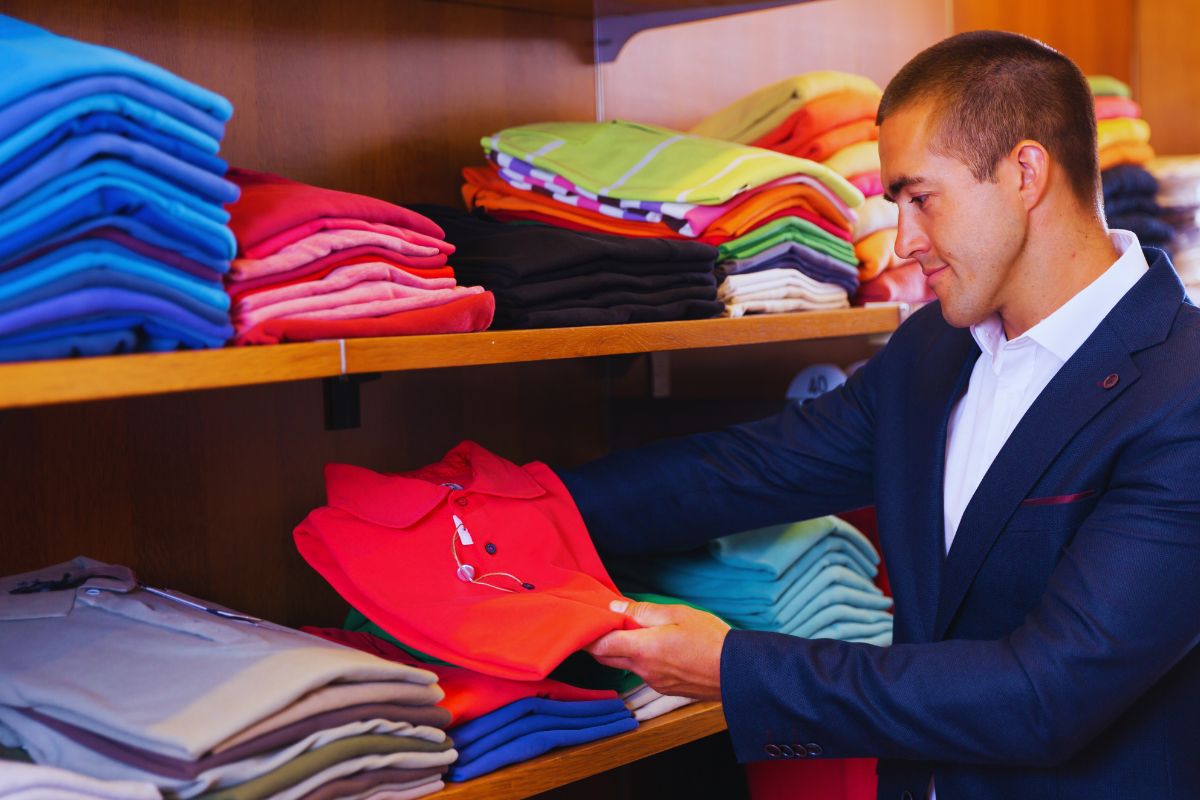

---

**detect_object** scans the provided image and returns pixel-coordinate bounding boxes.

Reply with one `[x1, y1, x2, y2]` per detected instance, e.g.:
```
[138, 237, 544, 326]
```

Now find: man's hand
[587, 599, 731, 700]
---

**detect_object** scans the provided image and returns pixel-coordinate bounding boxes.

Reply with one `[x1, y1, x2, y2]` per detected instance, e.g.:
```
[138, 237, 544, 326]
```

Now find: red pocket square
[1022, 490, 1097, 506]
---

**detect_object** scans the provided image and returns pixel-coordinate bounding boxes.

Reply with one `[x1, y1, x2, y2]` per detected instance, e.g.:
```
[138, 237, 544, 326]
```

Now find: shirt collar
[969, 229, 1149, 362]
[324, 440, 547, 529]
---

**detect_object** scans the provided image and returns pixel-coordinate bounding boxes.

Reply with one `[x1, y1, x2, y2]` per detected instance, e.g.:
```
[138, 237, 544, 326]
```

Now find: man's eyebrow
[883, 175, 926, 203]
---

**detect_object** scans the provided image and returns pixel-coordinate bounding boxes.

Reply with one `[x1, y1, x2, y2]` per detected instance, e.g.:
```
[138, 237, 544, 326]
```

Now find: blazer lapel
[933, 323, 1139, 639]
[904, 323, 978, 642]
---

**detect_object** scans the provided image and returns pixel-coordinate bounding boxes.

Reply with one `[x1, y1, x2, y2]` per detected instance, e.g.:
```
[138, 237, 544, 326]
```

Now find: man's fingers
[610, 599, 682, 627]
[586, 629, 638, 659]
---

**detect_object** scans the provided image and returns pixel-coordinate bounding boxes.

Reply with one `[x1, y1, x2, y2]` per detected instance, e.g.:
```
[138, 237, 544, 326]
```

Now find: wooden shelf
[433, 701, 727, 800]
[0, 307, 900, 410]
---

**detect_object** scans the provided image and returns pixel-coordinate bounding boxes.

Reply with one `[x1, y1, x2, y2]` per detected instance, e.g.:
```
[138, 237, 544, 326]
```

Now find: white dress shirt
[930, 229, 1149, 800]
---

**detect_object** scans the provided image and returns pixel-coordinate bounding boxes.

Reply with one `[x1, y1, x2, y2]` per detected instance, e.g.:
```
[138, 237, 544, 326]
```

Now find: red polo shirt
[294, 441, 635, 680]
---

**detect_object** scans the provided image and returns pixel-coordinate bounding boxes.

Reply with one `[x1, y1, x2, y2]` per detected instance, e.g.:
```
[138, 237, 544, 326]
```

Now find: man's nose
[894, 210, 930, 261]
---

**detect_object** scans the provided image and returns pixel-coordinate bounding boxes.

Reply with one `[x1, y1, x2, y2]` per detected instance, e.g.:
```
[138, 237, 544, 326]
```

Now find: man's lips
[923, 264, 949, 279]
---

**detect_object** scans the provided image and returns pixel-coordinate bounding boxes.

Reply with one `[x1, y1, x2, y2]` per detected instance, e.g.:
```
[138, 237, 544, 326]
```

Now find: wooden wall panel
[0, 0, 595, 205]
[1136, 0, 1200, 155]
[0, 360, 614, 627]
[951, 0, 1135, 82]
[599, 0, 950, 130]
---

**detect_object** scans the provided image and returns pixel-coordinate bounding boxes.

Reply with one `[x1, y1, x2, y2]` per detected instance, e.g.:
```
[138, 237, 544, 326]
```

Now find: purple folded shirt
[0, 286, 231, 345]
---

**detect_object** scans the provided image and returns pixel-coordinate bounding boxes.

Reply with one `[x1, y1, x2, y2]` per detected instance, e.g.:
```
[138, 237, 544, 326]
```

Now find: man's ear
[1012, 139, 1050, 210]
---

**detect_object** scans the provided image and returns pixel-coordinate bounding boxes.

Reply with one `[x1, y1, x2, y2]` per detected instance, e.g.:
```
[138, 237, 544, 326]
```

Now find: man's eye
[909, 195, 929, 207]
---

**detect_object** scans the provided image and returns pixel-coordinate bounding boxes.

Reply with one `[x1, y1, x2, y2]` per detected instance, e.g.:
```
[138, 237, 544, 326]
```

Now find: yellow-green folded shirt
[689, 71, 883, 145]
[822, 140, 880, 179]
[1097, 117, 1151, 150]
[484, 120, 862, 207]
[1088, 74, 1132, 98]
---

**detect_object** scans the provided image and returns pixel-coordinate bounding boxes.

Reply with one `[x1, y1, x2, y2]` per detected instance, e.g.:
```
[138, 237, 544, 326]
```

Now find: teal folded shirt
[0, 14, 232, 121]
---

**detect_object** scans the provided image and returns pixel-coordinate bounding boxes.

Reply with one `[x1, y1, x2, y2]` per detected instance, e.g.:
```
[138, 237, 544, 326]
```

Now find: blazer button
[1101, 373, 1119, 389]
[901, 791, 914, 800]
[779, 744, 796, 758]
[805, 742, 823, 757]
[764, 744, 781, 758]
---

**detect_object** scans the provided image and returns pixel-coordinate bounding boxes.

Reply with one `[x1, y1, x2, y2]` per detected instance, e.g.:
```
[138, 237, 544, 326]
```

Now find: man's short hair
[877, 30, 1100, 207]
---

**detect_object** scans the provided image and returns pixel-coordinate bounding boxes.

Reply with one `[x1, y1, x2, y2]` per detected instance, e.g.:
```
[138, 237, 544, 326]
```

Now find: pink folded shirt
[233, 262, 459, 315]
[245, 218, 454, 260]
[234, 282, 484, 330]
[230, 230, 450, 281]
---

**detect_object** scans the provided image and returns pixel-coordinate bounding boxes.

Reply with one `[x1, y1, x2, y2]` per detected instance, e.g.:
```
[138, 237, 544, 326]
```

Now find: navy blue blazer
[562, 250, 1200, 799]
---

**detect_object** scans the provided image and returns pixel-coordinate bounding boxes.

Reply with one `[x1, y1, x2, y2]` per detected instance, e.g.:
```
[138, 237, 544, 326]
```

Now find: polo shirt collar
[324, 440, 547, 528]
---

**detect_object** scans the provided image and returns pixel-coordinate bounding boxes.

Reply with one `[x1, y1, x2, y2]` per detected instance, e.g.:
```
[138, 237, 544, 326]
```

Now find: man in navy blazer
[565, 31, 1200, 800]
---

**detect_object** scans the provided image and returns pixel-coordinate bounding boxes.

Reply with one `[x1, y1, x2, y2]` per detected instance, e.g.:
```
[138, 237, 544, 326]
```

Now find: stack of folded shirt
[304, 627, 637, 782]
[464, 119, 864, 322]
[0, 14, 238, 362]
[690, 71, 929, 308]
[0, 558, 457, 799]
[412, 205, 721, 328]
[1103, 163, 1171, 248]
[224, 169, 494, 344]
[607, 516, 893, 645]
[1090, 75, 1156, 171]
[1148, 156, 1200, 300]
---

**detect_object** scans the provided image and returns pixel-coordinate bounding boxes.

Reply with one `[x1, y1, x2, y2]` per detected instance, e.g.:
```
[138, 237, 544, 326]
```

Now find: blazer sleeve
[720, 391, 1200, 767]
[558, 342, 882, 556]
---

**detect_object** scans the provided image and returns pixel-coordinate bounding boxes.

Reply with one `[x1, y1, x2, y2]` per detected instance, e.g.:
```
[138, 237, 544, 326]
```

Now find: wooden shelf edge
[345, 307, 902, 374]
[0, 341, 342, 409]
[432, 701, 727, 800]
[0, 306, 900, 410]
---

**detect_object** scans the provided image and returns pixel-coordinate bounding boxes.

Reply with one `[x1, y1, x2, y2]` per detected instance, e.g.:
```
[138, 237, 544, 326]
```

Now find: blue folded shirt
[0, 15, 231, 120]
[0, 241, 228, 310]
[0, 218, 230, 274]
[0, 269, 230, 326]
[455, 709, 633, 766]
[0, 287, 231, 345]
[449, 697, 631, 749]
[0, 182, 236, 263]
[0, 134, 236, 211]
[0, 73, 225, 143]
[0, 327, 137, 362]
[0, 94, 220, 164]
[446, 717, 638, 782]
[5, 161, 231, 223]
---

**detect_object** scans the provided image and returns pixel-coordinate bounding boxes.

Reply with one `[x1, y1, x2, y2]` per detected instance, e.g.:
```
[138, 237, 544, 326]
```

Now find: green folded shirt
[1088, 74, 1132, 98]
[718, 216, 859, 266]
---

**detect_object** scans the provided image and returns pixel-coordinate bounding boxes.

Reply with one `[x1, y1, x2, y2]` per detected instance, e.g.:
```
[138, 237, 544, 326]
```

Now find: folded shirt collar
[324, 440, 547, 528]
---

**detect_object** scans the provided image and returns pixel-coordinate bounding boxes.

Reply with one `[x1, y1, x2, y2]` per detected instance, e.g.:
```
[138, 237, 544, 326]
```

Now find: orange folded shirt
[855, 228, 911, 281]
[1098, 141, 1155, 171]
[463, 166, 853, 241]
[750, 89, 882, 150]
[774, 119, 879, 163]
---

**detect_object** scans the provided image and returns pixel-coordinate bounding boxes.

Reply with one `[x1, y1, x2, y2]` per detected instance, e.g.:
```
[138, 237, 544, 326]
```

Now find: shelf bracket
[323, 373, 380, 431]
[593, 1, 805, 63]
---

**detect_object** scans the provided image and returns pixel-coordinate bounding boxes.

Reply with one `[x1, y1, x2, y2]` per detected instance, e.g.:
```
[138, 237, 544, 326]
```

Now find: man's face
[879, 102, 1027, 328]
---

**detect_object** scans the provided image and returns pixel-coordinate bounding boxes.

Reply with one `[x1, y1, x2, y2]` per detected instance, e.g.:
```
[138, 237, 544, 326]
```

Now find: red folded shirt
[227, 168, 447, 255]
[304, 627, 618, 725]
[234, 289, 495, 344]
[231, 255, 456, 303]
[294, 440, 636, 680]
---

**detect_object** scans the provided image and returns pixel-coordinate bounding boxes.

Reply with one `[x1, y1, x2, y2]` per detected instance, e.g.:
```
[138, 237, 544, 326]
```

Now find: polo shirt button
[455, 497, 469, 507]
[764, 744, 781, 758]
[485, 543, 497, 555]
